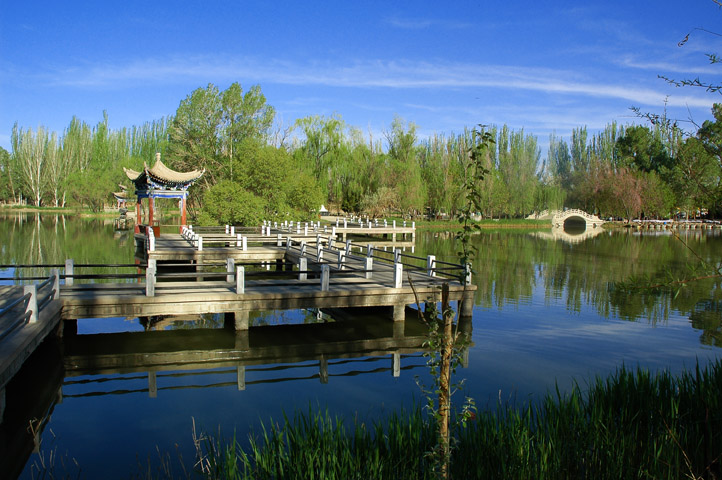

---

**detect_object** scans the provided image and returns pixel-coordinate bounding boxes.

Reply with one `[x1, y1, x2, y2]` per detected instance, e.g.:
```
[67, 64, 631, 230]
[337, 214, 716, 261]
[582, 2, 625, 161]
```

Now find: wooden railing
[0, 271, 60, 341]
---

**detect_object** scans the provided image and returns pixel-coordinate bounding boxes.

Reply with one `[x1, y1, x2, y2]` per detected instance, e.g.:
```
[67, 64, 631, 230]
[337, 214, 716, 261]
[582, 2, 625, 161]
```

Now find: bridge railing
[0, 270, 60, 341]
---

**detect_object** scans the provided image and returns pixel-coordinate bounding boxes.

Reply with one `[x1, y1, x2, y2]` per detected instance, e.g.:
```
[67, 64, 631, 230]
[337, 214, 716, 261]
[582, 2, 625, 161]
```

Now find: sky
[2, 0, 722, 159]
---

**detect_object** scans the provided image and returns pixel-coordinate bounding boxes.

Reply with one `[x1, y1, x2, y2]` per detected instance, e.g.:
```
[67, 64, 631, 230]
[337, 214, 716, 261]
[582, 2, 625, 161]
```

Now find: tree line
[3, 81, 721, 223]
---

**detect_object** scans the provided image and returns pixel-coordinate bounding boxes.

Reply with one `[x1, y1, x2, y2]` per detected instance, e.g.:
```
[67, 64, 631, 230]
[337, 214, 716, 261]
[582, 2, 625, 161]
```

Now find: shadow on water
[0, 337, 63, 479]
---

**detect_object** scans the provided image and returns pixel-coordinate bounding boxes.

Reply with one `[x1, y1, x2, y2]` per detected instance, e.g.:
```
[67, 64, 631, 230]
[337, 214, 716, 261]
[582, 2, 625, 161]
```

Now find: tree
[198, 180, 266, 226]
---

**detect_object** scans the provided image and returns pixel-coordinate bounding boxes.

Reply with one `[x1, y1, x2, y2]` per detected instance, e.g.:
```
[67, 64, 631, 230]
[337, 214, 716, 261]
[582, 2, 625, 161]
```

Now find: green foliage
[174, 361, 722, 479]
[198, 180, 266, 226]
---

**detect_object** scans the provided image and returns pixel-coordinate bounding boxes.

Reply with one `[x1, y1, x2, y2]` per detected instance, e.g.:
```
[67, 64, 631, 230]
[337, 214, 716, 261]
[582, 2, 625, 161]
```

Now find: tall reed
[189, 360, 721, 479]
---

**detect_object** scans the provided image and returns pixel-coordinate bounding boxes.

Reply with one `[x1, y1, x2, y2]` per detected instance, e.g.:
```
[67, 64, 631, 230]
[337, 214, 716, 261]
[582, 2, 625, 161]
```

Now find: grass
[166, 360, 721, 479]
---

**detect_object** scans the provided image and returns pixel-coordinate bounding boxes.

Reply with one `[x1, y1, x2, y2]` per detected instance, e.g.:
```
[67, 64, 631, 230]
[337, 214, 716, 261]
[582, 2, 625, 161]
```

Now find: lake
[1, 213, 721, 478]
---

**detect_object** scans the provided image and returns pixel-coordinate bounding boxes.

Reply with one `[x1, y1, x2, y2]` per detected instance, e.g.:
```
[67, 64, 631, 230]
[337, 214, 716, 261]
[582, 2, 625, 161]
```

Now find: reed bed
[187, 360, 722, 480]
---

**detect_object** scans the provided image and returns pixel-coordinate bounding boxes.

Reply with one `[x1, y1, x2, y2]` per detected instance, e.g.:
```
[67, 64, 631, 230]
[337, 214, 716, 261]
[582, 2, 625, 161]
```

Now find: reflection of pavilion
[61, 309, 472, 398]
[531, 226, 607, 244]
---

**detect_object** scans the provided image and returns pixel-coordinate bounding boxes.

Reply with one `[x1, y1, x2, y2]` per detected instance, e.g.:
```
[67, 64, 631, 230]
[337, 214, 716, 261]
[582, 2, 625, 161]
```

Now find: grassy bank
[172, 360, 721, 479]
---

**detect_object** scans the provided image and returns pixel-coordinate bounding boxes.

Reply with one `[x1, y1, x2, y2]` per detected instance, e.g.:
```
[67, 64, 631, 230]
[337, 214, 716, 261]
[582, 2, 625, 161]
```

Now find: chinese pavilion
[124, 153, 204, 233]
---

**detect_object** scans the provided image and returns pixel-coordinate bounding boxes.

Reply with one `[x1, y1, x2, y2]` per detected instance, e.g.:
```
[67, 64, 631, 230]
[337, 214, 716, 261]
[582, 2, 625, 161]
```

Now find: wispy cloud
[40, 55, 714, 110]
[383, 16, 471, 30]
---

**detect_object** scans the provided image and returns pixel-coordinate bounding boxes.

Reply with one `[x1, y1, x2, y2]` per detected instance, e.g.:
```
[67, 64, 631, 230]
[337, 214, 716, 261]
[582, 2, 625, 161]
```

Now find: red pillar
[180, 197, 187, 233]
[148, 196, 155, 226]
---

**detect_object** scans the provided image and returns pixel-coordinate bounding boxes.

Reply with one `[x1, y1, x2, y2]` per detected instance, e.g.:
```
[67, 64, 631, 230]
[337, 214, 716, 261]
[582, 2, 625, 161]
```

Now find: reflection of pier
[0, 338, 63, 479]
[61, 311, 472, 397]
[531, 227, 607, 244]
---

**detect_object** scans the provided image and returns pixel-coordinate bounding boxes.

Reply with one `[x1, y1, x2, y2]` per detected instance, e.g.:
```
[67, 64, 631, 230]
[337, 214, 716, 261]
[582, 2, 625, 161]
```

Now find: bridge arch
[551, 209, 605, 231]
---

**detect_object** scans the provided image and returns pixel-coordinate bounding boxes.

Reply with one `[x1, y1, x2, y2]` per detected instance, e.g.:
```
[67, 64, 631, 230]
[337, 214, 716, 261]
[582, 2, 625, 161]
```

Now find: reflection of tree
[689, 299, 722, 347]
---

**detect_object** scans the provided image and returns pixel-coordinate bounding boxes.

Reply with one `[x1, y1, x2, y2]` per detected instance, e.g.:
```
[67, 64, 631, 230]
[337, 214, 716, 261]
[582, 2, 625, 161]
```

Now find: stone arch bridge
[528, 210, 606, 229]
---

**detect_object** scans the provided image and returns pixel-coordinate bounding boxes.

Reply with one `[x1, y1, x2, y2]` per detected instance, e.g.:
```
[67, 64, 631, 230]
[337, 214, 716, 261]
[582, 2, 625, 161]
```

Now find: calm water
[1, 213, 721, 478]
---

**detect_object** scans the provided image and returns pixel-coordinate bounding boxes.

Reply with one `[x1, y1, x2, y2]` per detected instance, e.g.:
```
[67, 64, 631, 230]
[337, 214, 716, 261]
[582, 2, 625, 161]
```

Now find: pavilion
[124, 153, 204, 234]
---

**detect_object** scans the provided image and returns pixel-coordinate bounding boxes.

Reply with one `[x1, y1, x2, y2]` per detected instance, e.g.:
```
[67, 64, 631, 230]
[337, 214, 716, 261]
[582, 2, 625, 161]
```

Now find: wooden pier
[0, 224, 473, 414]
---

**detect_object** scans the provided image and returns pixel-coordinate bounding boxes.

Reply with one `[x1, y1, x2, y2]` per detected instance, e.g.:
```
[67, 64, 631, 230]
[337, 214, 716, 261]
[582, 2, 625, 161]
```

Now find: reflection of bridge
[60, 310, 472, 397]
[531, 227, 606, 244]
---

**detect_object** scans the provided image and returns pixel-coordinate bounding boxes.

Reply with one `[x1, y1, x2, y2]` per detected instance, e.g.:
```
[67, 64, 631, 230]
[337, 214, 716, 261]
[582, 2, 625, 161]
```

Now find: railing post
[367, 244, 373, 258]
[227, 258, 235, 283]
[242, 236, 247, 251]
[328, 236, 334, 250]
[286, 237, 293, 253]
[394, 248, 401, 264]
[198, 236, 203, 251]
[331, 226, 336, 238]
[343, 218, 347, 228]
[24, 284, 38, 323]
[225, 225, 229, 234]
[235, 266, 245, 294]
[145, 264, 155, 297]
[364, 257, 373, 279]
[427, 255, 436, 277]
[236, 234, 242, 248]
[299, 257, 307, 281]
[393, 263, 403, 288]
[149, 230, 155, 252]
[296, 223, 301, 234]
[465, 263, 472, 286]
[50, 269, 60, 300]
[320, 264, 330, 291]
[301, 241, 307, 256]
[277, 233, 282, 247]
[65, 259, 74, 286]
[317, 245, 324, 263]
[345, 239, 352, 255]
[230, 225, 235, 236]
[304, 223, 308, 236]
[337, 250, 346, 270]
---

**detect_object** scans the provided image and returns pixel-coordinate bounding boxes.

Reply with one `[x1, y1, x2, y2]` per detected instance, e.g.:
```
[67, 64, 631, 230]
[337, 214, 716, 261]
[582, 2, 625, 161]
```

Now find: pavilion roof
[123, 158, 204, 189]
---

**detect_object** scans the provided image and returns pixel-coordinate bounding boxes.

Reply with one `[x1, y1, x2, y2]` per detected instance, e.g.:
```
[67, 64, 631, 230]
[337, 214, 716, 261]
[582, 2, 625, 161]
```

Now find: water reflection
[61, 309, 469, 397]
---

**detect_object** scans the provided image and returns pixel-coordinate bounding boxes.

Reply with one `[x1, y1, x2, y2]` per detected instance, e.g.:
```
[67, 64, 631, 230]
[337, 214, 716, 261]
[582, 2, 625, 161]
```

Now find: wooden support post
[319, 356, 329, 384]
[235, 329, 249, 350]
[393, 263, 403, 288]
[24, 284, 38, 323]
[237, 366, 246, 391]
[317, 245, 324, 263]
[235, 266, 245, 294]
[337, 250, 345, 270]
[148, 371, 157, 398]
[320, 264, 330, 291]
[367, 244, 373, 258]
[236, 234, 242, 247]
[364, 257, 373, 279]
[304, 224, 308, 236]
[286, 237, 293, 253]
[242, 236, 247, 251]
[65, 259, 74, 286]
[460, 288, 474, 317]
[234, 310, 249, 330]
[230, 225, 235, 236]
[225, 225, 229, 234]
[277, 233, 282, 247]
[427, 255, 436, 277]
[197, 236, 203, 251]
[299, 257, 307, 281]
[345, 239, 352, 255]
[393, 303, 406, 322]
[392, 353, 401, 377]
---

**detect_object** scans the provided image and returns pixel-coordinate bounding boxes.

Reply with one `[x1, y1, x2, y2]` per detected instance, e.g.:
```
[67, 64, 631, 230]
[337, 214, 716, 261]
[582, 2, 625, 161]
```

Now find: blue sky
[1, 1, 721, 158]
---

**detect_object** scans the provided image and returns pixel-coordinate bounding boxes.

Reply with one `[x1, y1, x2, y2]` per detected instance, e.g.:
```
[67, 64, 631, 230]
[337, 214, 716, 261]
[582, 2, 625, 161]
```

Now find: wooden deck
[64, 231, 473, 320]
[0, 227, 473, 406]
